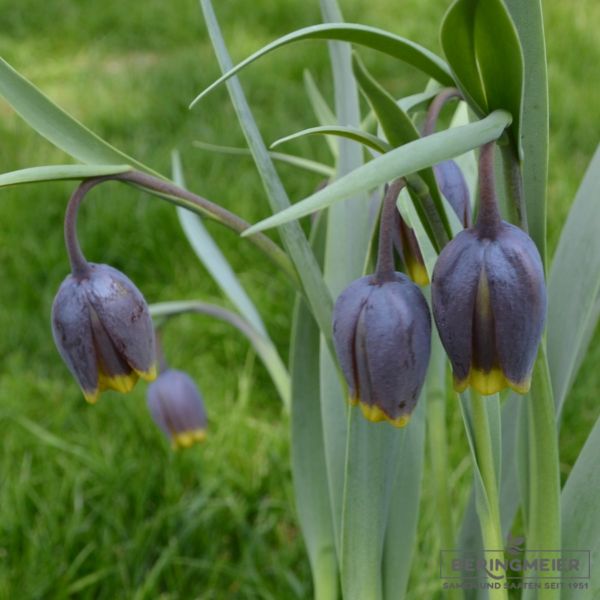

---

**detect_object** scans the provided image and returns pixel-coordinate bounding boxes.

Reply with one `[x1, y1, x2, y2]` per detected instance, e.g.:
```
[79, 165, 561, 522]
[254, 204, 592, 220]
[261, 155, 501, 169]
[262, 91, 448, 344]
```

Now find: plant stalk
[65, 171, 299, 286]
[470, 391, 508, 600]
[524, 345, 561, 600]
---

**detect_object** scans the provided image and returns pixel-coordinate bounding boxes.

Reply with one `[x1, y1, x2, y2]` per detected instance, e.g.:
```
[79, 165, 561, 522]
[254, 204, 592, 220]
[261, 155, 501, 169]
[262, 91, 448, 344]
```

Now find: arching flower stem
[64, 170, 299, 285]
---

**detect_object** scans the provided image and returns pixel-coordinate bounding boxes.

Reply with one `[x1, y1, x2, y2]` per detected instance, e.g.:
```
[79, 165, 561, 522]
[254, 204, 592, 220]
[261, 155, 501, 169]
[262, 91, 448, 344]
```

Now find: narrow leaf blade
[190, 23, 454, 108]
[243, 111, 512, 235]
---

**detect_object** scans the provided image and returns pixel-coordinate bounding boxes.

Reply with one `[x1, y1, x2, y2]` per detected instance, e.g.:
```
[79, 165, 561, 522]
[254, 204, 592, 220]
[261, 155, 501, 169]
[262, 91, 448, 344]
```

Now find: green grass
[0, 0, 598, 598]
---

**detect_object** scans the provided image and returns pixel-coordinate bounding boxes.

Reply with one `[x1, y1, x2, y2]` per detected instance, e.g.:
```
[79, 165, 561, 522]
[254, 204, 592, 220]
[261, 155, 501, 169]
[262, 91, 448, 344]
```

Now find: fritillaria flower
[431, 143, 546, 395]
[147, 369, 207, 449]
[52, 263, 157, 403]
[332, 180, 432, 426]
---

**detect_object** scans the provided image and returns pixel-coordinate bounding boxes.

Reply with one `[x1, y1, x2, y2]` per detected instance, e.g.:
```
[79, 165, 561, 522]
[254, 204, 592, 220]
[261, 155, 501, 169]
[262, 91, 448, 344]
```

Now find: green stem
[500, 143, 528, 231]
[67, 171, 299, 287]
[525, 345, 561, 600]
[470, 392, 508, 600]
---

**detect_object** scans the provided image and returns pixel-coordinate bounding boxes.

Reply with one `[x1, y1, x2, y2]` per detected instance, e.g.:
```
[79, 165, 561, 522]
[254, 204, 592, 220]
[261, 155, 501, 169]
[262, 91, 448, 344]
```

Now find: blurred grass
[0, 0, 598, 598]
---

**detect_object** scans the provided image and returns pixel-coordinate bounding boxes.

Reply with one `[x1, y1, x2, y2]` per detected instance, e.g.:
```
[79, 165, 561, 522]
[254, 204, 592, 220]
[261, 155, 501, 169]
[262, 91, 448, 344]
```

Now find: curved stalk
[65, 171, 299, 286]
[374, 179, 405, 282]
[422, 87, 462, 136]
[150, 300, 290, 409]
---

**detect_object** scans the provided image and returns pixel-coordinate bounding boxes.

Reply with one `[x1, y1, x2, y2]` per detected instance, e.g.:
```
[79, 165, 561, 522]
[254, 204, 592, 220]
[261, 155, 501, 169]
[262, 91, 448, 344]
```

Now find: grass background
[0, 0, 598, 598]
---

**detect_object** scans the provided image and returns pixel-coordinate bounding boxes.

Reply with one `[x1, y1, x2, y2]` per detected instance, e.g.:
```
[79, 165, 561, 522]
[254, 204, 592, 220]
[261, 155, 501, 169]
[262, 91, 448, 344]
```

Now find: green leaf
[561, 414, 600, 599]
[171, 151, 268, 337]
[271, 125, 391, 154]
[199, 0, 335, 352]
[383, 385, 426, 598]
[0, 58, 158, 175]
[473, 0, 523, 153]
[441, 0, 524, 152]
[351, 53, 451, 248]
[242, 110, 512, 235]
[190, 23, 454, 108]
[150, 301, 290, 409]
[193, 140, 335, 177]
[303, 70, 338, 158]
[547, 146, 600, 418]
[440, 0, 487, 113]
[319, 0, 372, 571]
[502, 0, 549, 262]
[0, 164, 131, 188]
[290, 295, 338, 600]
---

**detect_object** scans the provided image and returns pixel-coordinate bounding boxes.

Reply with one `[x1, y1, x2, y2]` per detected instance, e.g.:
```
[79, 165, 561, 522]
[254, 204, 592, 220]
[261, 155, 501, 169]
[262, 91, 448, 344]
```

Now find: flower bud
[51, 264, 157, 403]
[434, 159, 472, 227]
[431, 220, 546, 395]
[392, 209, 429, 286]
[147, 369, 207, 449]
[332, 273, 431, 426]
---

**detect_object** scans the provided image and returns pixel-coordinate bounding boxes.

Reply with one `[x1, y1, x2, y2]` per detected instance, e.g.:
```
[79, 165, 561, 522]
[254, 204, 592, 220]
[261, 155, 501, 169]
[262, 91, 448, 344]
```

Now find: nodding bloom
[431, 143, 546, 395]
[52, 263, 157, 403]
[147, 369, 207, 449]
[332, 273, 431, 427]
[434, 159, 472, 228]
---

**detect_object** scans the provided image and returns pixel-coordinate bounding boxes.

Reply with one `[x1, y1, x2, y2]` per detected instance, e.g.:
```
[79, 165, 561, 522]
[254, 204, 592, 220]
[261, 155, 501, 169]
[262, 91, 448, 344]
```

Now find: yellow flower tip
[83, 389, 99, 404]
[454, 367, 530, 396]
[136, 363, 158, 383]
[348, 395, 359, 407]
[358, 402, 410, 428]
[98, 370, 139, 394]
[172, 428, 207, 450]
[407, 259, 430, 287]
[507, 377, 531, 395]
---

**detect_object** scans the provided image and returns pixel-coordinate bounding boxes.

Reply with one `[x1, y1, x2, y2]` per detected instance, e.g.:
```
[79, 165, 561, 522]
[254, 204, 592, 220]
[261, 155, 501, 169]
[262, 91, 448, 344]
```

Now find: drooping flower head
[431, 143, 546, 395]
[52, 263, 157, 402]
[147, 368, 207, 449]
[332, 179, 432, 426]
[333, 273, 431, 426]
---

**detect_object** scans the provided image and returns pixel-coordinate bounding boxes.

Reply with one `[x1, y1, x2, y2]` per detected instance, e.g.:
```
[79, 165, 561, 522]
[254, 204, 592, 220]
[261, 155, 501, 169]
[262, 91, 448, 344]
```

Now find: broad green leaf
[561, 414, 600, 599]
[0, 164, 131, 188]
[193, 140, 335, 177]
[473, 0, 523, 153]
[199, 0, 334, 351]
[243, 110, 512, 235]
[271, 125, 391, 154]
[440, 0, 487, 114]
[383, 412, 424, 600]
[303, 70, 338, 158]
[150, 301, 290, 409]
[290, 294, 338, 600]
[341, 414, 402, 600]
[441, 0, 524, 152]
[361, 88, 442, 134]
[171, 151, 268, 337]
[190, 23, 454, 108]
[503, 0, 549, 262]
[547, 146, 600, 418]
[352, 53, 451, 248]
[0, 58, 158, 175]
[319, 0, 372, 570]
